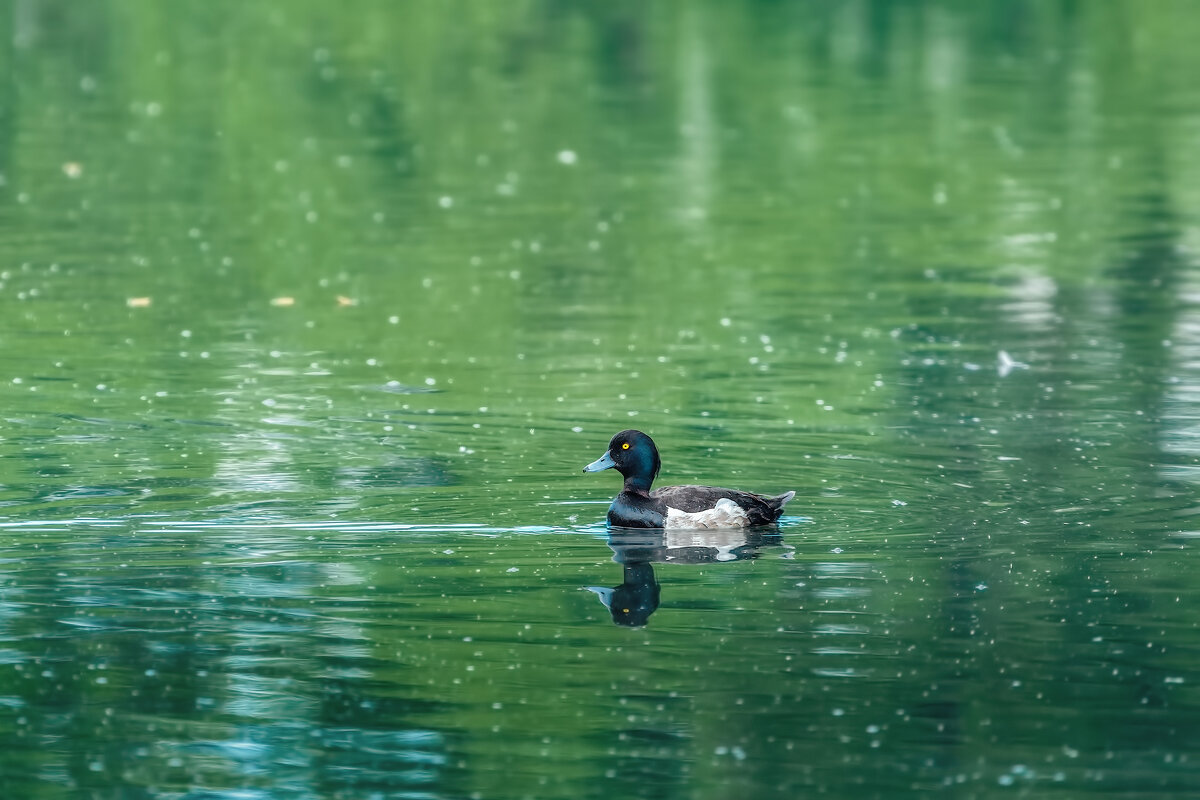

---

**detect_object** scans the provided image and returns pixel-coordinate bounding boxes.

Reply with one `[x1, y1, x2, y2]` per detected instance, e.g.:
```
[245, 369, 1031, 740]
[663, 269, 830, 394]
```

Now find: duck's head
[583, 429, 661, 492]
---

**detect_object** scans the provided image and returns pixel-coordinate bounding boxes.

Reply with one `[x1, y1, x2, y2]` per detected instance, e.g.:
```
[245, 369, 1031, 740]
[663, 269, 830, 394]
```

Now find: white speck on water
[720, 317, 731, 327]
[571, 426, 583, 433]
[366, 358, 378, 366]
[557, 149, 577, 165]
[506, 567, 519, 573]
[975, 583, 988, 591]
[438, 195, 453, 208]
[997, 350, 1029, 377]
[892, 499, 907, 506]
[262, 398, 277, 407]
[509, 270, 521, 280]
[831, 547, 843, 554]
[424, 377, 436, 386]
[422, 277, 433, 289]
[831, 708, 844, 716]
[388, 315, 399, 324]
[180, 329, 192, 338]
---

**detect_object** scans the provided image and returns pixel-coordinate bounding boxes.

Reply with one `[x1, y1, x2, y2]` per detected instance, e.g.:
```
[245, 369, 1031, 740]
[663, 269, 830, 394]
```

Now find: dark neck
[622, 475, 654, 494]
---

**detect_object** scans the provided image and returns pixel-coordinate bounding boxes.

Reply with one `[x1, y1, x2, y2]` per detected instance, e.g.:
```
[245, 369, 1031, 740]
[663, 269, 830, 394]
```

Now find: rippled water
[2, 0, 1200, 797]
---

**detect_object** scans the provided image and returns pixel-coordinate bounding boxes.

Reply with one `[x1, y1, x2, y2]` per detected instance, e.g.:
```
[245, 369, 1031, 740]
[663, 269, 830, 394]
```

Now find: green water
[2, 0, 1200, 797]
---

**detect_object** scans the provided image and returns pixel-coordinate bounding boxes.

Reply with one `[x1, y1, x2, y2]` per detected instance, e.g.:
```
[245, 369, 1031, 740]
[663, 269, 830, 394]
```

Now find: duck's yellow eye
[621, 443, 630, 450]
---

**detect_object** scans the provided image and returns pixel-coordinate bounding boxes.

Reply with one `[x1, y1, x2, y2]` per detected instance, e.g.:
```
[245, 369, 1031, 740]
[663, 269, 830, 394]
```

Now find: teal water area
[2, 1, 1200, 797]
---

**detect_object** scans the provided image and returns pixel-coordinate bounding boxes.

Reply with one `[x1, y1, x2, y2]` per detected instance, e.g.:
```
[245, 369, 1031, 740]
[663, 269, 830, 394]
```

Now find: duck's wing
[652, 485, 794, 524]
[651, 485, 735, 512]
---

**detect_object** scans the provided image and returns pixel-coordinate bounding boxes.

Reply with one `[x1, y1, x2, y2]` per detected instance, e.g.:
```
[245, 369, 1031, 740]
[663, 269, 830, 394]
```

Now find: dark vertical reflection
[0, 3, 14, 206]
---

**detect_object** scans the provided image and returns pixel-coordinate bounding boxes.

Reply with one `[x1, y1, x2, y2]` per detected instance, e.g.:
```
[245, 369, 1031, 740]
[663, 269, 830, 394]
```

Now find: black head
[582, 429, 662, 492]
[584, 562, 661, 627]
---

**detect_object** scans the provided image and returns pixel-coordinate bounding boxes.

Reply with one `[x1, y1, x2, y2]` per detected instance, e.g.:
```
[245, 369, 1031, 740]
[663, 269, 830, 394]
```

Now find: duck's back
[652, 485, 794, 527]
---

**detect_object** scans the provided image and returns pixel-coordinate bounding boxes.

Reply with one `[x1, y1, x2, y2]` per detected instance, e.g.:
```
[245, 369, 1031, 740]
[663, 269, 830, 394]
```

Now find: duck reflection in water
[585, 527, 785, 627]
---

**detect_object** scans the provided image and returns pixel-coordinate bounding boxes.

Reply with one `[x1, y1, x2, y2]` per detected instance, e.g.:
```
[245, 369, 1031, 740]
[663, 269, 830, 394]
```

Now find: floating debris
[126, 297, 151, 308]
[62, 162, 83, 179]
[336, 295, 357, 307]
[997, 350, 1029, 377]
[370, 380, 439, 395]
[270, 296, 295, 307]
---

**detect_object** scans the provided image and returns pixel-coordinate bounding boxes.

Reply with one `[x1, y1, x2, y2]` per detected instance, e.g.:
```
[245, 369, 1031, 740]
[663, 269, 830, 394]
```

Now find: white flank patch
[664, 498, 750, 529]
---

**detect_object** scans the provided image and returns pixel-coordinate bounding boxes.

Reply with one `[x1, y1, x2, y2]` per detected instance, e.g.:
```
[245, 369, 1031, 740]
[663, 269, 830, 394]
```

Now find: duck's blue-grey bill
[583, 451, 616, 473]
[584, 586, 614, 608]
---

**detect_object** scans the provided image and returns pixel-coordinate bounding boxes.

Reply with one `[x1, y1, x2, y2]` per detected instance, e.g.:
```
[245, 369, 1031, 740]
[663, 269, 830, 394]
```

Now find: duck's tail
[767, 491, 796, 520]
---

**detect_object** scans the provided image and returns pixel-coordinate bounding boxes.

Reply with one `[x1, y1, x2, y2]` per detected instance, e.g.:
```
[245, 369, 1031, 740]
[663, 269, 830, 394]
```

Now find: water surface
[1, 1, 1200, 797]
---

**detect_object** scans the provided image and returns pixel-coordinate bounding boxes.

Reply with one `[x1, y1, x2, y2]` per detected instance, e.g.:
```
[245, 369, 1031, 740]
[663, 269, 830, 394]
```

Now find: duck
[583, 429, 795, 529]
